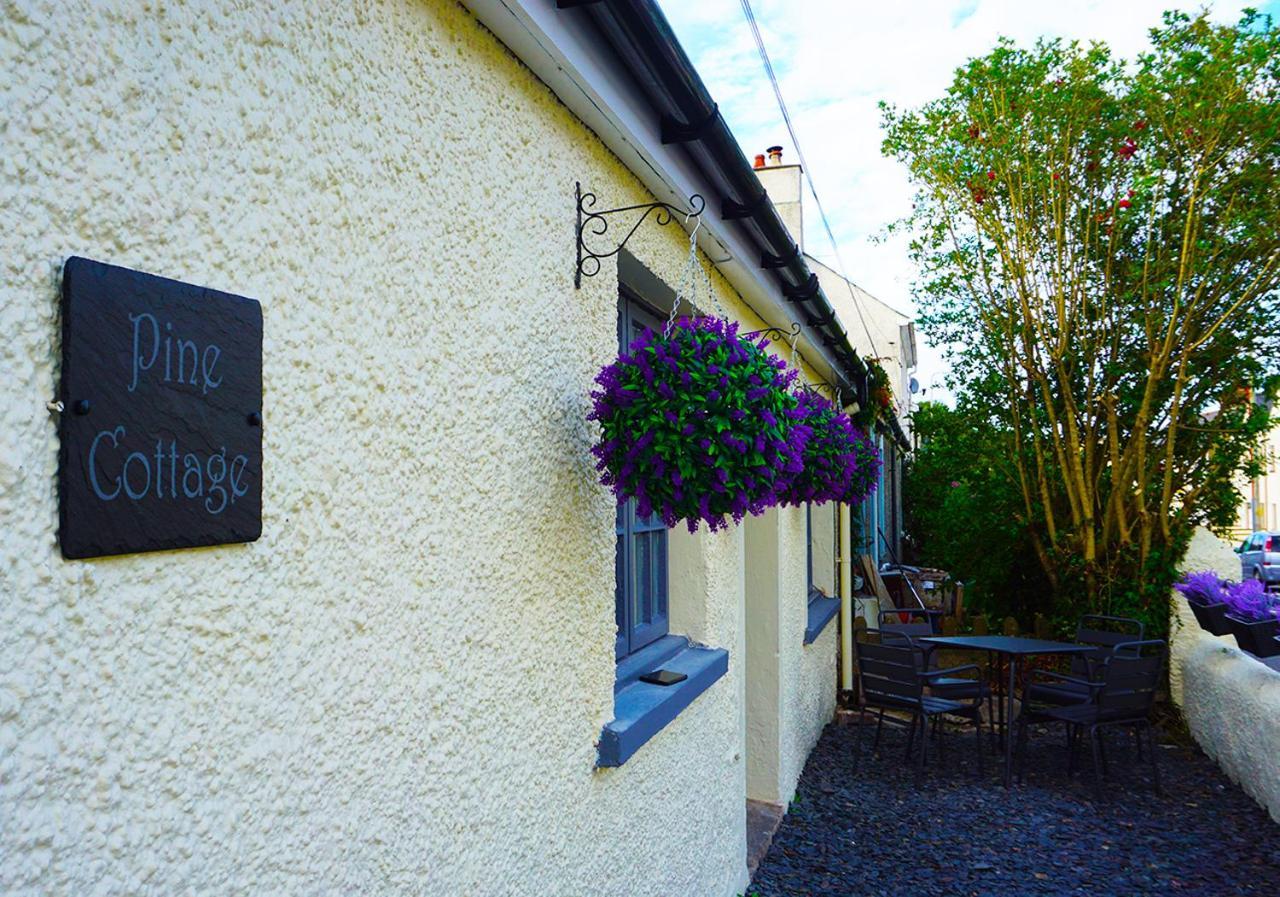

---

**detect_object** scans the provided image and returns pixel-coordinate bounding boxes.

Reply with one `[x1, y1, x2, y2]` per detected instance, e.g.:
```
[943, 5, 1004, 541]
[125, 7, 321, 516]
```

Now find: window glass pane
[654, 531, 668, 617]
[634, 530, 654, 625]
[615, 530, 626, 634]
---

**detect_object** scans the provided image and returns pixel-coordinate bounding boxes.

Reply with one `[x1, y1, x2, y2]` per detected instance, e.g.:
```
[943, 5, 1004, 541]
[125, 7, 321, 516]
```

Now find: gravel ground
[749, 716, 1280, 896]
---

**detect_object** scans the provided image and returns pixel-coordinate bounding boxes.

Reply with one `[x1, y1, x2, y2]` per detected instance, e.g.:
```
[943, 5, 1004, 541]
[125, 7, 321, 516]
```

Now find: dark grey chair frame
[879, 610, 994, 730]
[854, 630, 985, 776]
[1024, 614, 1145, 708]
[1015, 639, 1165, 799]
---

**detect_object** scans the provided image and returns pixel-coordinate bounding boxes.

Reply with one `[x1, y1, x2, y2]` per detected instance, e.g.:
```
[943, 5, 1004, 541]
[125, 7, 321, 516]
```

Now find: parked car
[1237, 531, 1280, 591]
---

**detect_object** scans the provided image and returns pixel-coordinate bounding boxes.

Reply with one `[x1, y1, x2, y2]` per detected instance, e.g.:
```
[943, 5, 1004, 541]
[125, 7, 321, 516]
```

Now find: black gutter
[555, 0, 869, 408]
[883, 413, 911, 452]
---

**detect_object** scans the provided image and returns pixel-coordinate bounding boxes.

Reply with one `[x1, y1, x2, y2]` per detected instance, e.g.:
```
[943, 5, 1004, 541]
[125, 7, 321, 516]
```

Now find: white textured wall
[776, 505, 837, 802]
[742, 505, 837, 807]
[744, 511, 782, 803]
[1172, 528, 1280, 822]
[0, 1, 769, 893]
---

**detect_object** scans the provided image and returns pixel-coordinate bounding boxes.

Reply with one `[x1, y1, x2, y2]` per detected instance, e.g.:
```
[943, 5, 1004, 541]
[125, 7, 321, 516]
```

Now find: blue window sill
[598, 635, 729, 768]
[805, 592, 841, 644]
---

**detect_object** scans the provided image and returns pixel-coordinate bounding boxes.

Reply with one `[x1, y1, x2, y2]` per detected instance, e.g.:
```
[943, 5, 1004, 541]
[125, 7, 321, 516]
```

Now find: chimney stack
[753, 153, 766, 170]
[753, 145, 802, 251]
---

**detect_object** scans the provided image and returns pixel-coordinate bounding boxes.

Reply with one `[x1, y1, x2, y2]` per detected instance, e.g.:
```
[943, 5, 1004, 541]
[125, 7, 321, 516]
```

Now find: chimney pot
[753, 153, 766, 169]
[767, 145, 783, 165]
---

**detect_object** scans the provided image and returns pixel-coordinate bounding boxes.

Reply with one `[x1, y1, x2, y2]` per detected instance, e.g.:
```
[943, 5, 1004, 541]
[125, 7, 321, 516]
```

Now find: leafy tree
[883, 10, 1280, 633]
[904, 399, 1056, 624]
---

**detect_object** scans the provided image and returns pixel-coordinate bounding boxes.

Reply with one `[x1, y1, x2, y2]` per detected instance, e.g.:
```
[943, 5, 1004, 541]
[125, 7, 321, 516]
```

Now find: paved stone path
[749, 717, 1280, 896]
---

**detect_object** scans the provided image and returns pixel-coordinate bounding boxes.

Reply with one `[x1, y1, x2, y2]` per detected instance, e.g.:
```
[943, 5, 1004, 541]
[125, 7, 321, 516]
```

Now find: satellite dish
[909, 376, 920, 395]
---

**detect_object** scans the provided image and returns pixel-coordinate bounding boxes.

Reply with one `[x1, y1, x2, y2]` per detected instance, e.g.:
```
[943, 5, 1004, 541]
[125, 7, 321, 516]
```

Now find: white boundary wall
[1172, 528, 1280, 822]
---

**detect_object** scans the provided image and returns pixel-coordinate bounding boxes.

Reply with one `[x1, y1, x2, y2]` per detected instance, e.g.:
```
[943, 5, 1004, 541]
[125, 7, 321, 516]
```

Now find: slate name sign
[58, 257, 263, 559]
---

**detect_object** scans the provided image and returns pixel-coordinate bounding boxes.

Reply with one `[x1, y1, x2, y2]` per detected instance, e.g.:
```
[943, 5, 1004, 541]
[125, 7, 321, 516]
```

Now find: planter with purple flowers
[589, 316, 805, 532]
[1174, 570, 1233, 636]
[1223, 579, 1280, 658]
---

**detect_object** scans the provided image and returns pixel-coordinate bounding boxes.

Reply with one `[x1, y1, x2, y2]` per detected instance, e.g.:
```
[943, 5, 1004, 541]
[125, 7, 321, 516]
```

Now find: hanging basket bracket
[575, 182, 705, 288]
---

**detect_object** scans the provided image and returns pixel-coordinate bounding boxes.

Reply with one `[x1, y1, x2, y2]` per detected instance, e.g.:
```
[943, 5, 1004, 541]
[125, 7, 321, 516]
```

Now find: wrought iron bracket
[801, 381, 840, 402]
[575, 182, 705, 288]
[743, 322, 802, 343]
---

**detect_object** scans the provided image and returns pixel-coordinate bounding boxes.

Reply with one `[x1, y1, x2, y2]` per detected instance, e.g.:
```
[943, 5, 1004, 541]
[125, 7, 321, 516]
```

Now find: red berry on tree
[1119, 199, 1131, 209]
[987, 170, 996, 180]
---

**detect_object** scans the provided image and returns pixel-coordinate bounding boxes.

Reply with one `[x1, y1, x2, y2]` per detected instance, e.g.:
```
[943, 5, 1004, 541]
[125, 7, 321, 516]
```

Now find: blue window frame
[615, 290, 669, 660]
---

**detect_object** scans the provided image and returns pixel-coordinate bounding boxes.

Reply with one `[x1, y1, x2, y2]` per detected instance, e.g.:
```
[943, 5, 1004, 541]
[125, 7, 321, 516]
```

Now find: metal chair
[854, 630, 985, 775]
[1024, 615, 1144, 708]
[880, 610, 993, 716]
[1015, 640, 1165, 799]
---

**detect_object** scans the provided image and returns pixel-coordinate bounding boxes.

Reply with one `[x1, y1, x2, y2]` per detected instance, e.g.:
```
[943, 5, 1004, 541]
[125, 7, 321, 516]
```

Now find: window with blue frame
[804, 501, 841, 644]
[614, 290, 669, 660]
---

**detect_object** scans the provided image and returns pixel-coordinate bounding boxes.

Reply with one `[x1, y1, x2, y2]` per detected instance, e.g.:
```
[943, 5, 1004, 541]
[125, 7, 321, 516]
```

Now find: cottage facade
[1, 2, 888, 894]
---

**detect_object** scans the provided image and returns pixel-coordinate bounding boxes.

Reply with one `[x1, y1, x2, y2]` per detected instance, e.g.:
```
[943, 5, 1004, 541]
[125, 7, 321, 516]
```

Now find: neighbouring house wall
[1228, 420, 1280, 541]
[810, 256, 911, 401]
[0, 1, 810, 893]
[1171, 528, 1280, 822]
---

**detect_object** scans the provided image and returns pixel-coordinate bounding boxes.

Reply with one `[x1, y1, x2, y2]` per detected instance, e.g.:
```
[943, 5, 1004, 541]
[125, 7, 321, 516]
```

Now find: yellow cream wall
[0, 0, 852, 892]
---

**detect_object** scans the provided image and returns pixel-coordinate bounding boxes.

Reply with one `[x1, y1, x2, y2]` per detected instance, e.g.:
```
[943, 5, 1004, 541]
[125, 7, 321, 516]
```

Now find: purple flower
[1224, 579, 1278, 622]
[1175, 571, 1226, 606]
[589, 314, 812, 531]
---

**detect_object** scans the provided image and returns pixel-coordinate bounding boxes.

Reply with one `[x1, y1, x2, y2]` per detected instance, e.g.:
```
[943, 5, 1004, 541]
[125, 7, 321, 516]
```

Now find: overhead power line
[737, 0, 893, 360]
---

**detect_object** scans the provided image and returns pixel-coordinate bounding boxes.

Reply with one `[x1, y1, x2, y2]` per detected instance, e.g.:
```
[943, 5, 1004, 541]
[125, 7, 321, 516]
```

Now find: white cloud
[658, 0, 1261, 404]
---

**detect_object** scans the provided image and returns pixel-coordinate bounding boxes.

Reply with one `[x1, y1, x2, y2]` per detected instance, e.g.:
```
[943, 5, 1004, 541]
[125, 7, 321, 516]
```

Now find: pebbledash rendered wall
[0, 1, 838, 894]
[742, 506, 837, 807]
[1170, 529, 1280, 822]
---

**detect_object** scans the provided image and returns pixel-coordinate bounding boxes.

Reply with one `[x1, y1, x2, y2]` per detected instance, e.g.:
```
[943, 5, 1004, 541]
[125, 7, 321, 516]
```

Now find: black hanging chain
[575, 182, 706, 288]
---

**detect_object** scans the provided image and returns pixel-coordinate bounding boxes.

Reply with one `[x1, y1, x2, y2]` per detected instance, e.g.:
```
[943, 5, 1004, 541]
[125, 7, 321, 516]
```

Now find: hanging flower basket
[841, 426, 882, 505]
[589, 316, 805, 531]
[775, 389, 881, 507]
[852, 358, 894, 428]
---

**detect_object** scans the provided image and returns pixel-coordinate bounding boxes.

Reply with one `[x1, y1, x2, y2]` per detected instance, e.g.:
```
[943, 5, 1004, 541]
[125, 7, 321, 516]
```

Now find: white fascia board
[461, 0, 845, 385]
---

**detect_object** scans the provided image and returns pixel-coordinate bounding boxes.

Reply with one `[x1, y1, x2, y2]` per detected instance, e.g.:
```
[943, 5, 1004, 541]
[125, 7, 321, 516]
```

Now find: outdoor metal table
[916, 635, 1097, 786]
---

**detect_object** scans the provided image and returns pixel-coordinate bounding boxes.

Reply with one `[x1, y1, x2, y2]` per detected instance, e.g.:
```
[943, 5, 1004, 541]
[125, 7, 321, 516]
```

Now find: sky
[658, 0, 1278, 405]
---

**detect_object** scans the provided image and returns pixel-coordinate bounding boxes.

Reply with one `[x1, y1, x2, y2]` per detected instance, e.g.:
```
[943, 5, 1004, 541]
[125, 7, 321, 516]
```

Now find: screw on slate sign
[73, 399, 91, 415]
[247, 411, 261, 427]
